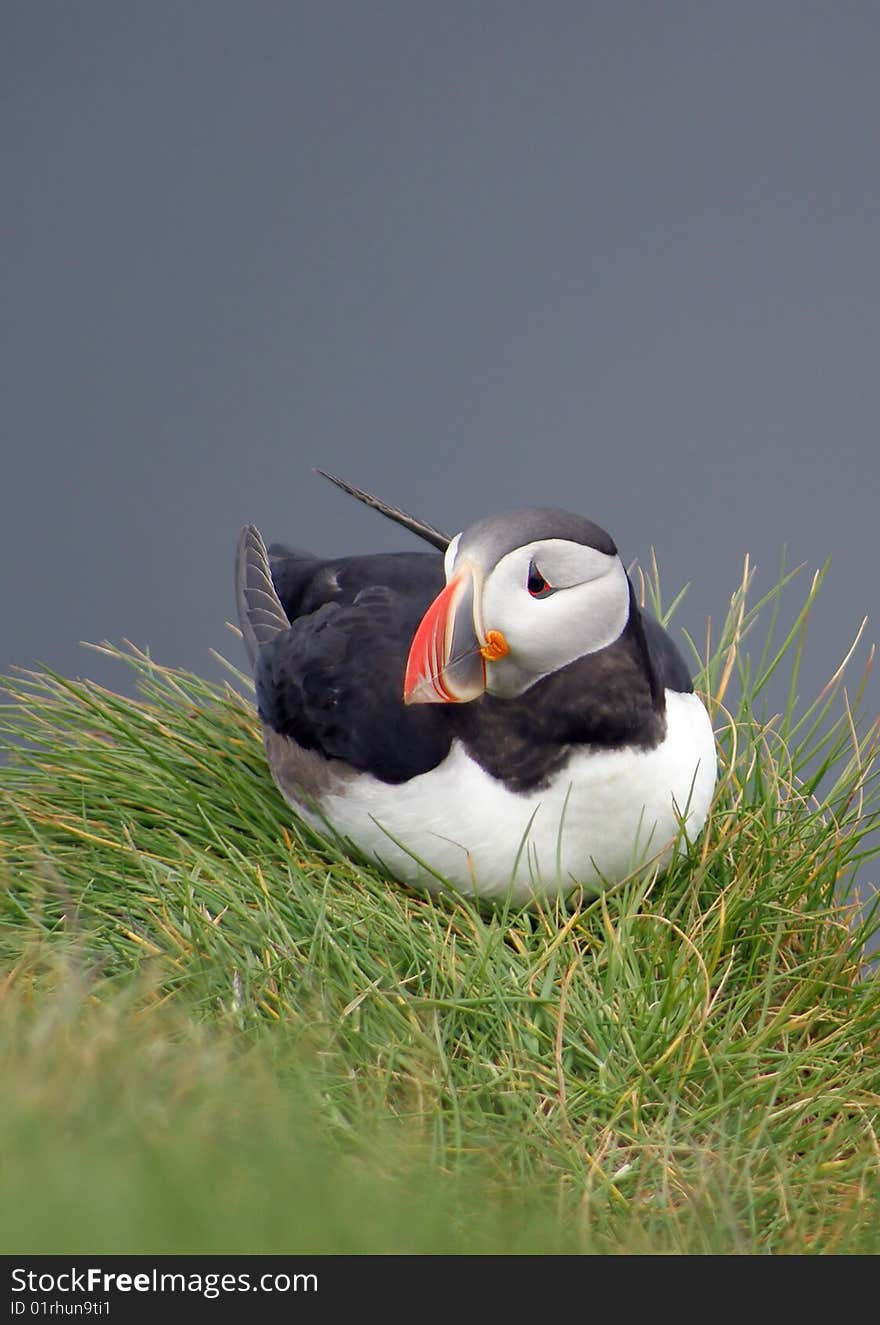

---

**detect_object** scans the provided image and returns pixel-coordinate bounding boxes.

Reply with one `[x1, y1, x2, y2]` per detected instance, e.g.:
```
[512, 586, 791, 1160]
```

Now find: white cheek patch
[529, 539, 618, 589]
[543, 558, 631, 661]
[482, 543, 631, 688]
[444, 533, 462, 580]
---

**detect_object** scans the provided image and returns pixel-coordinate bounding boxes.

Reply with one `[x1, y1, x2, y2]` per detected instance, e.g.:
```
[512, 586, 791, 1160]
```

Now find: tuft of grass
[1, 560, 879, 1254]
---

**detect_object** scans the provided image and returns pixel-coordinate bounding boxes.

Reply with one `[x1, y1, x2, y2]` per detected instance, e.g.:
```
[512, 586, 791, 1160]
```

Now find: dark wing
[236, 527, 454, 784]
[640, 612, 694, 695]
[236, 526, 290, 667]
[267, 544, 445, 620]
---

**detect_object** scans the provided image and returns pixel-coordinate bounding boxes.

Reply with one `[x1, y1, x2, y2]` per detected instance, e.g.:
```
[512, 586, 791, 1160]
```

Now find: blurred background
[3, 2, 877, 732]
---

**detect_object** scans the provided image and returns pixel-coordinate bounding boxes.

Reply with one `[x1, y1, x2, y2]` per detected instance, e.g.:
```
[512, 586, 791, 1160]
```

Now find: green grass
[1, 557, 879, 1253]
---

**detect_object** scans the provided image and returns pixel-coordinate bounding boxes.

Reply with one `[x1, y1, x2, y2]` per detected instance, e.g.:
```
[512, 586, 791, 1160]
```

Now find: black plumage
[255, 553, 453, 783]
[246, 537, 694, 793]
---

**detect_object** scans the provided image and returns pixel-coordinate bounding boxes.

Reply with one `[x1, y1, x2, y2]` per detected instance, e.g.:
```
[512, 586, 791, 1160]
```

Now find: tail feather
[235, 525, 290, 667]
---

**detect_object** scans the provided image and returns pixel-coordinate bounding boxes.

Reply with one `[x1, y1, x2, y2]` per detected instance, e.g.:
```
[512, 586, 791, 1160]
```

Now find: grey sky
[3, 1, 878, 752]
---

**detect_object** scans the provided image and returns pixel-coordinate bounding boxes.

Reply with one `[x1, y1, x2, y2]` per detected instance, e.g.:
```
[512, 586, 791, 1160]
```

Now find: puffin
[235, 473, 716, 904]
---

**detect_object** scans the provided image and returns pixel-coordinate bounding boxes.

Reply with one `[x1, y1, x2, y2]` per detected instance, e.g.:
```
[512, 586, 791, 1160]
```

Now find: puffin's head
[404, 508, 632, 703]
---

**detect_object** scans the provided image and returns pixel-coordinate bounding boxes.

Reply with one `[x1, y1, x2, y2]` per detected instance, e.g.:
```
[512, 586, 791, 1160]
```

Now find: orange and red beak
[404, 563, 490, 705]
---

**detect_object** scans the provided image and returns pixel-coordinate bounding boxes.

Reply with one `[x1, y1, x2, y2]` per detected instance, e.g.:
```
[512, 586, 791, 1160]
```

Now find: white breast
[290, 690, 717, 905]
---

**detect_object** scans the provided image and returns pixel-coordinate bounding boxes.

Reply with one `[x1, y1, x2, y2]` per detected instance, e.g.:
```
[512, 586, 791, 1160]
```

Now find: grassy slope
[1, 560, 879, 1254]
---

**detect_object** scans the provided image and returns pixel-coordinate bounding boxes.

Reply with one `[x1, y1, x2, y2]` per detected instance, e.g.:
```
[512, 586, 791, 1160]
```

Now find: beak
[404, 562, 488, 704]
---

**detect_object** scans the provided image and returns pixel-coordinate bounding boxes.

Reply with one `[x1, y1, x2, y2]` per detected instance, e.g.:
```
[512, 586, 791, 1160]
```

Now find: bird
[235, 472, 716, 905]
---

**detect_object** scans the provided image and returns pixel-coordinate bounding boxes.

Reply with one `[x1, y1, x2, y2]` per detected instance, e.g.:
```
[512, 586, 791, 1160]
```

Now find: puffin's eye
[527, 561, 556, 599]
